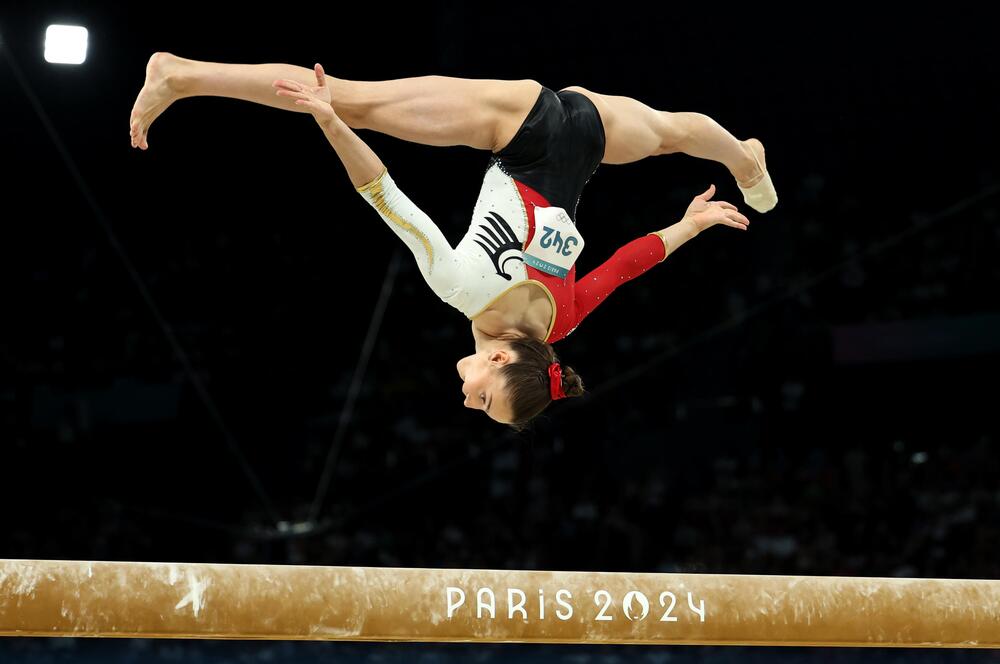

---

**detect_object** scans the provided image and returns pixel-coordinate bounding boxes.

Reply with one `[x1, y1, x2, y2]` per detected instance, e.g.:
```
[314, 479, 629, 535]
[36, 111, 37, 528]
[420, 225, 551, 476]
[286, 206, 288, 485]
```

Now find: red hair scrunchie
[548, 362, 567, 401]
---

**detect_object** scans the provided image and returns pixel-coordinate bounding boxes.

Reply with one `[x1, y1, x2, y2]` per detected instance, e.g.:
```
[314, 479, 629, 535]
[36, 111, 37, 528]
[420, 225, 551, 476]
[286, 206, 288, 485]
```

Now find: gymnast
[129, 53, 777, 429]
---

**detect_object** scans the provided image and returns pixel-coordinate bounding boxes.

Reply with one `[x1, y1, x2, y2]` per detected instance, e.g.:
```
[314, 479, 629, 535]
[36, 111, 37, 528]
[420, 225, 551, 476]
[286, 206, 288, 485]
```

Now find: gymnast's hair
[496, 333, 585, 431]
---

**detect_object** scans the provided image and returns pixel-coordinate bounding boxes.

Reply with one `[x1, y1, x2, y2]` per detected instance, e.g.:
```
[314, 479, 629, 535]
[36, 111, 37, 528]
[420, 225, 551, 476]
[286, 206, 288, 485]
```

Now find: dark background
[2, 3, 999, 662]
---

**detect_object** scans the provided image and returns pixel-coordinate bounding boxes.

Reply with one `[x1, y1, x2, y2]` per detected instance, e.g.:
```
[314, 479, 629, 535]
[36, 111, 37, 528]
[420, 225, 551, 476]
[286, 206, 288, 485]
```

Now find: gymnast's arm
[277, 66, 459, 288]
[648, 216, 702, 262]
[566, 185, 749, 335]
[275, 66, 464, 302]
[314, 109, 468, 305]
[567, 217, 700, 334]
[319, 112, 386, 189]
[275, 64, 386, 188]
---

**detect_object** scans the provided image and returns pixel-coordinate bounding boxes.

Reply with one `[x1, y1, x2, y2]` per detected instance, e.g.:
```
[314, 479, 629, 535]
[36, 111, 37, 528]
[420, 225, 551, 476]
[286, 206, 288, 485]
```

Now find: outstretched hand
[273, 63, 338, 127]
[682, 184, 750, 234]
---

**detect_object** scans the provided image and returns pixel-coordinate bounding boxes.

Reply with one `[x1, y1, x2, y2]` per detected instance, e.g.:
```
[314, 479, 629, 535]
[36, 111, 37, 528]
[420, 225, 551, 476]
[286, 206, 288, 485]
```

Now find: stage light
[44, 24, 88, 65]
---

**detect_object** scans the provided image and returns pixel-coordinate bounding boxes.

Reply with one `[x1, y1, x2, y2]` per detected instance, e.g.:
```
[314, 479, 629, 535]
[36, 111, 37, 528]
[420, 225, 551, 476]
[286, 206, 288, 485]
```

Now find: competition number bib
[523, 205, 585, 279]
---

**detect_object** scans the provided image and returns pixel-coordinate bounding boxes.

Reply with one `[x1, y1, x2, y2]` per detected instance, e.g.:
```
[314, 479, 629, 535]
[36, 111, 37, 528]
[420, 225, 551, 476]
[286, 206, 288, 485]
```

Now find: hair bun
[559, 364, 585, 398]
[496, 336, 586, 429]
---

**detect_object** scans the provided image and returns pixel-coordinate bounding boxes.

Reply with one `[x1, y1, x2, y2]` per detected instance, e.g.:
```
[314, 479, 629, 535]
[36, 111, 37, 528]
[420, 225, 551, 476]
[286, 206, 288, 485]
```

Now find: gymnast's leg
[560, 85, 775, 210]
[129, 52, 541, 152]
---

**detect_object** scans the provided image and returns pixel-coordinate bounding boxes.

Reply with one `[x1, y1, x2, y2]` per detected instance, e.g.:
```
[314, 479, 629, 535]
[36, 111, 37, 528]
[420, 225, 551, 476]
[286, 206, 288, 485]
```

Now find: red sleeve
[570, 233, 667, 332]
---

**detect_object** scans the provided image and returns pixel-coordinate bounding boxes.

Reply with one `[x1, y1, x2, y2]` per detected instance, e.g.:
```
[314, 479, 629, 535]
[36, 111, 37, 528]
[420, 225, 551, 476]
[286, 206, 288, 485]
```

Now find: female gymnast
[129, 53, 777, 429]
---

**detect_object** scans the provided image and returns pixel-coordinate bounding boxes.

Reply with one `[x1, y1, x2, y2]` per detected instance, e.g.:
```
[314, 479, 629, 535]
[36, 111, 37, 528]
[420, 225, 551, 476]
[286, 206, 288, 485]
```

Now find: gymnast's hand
[682, 184, 750, 234]
[273, 64, 339, 128]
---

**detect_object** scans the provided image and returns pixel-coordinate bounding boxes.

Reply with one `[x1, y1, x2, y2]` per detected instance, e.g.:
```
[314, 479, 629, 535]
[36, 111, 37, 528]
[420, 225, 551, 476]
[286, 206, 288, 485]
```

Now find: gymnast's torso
[356, 88, 667, 345]
[451, 159, 561, 341]
[458, 86, 612, 343]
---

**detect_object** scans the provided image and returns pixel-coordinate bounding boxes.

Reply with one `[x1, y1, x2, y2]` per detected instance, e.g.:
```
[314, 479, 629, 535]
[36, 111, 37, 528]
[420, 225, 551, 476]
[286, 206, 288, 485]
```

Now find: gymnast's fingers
[726, 211, 749, 229]
[727, 209, 750, 226]
[275, 89, 307, 100]
[696, 183, 716, 201]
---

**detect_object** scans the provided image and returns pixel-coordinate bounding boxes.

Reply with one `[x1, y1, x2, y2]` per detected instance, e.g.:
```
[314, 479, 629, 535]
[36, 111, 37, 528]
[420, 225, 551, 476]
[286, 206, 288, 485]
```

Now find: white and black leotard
[357, 86, 668, 343]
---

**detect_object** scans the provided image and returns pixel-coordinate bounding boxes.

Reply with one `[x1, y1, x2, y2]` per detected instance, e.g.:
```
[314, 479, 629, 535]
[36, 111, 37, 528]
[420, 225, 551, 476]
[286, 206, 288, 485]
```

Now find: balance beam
[1, 559, 998, 647]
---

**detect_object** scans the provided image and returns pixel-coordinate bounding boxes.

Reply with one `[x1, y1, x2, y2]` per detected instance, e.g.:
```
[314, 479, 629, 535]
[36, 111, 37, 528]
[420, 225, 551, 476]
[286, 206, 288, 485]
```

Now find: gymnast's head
[457, 333, 585, 429]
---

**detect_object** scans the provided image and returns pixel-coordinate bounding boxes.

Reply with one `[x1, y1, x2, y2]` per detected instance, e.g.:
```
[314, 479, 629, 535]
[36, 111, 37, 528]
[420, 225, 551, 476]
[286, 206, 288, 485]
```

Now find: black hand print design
[472, 211, 524, 281]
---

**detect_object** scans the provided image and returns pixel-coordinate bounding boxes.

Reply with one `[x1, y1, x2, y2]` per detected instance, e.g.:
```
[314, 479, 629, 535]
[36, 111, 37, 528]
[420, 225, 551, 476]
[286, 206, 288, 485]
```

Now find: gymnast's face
[456, 348, 514, 424]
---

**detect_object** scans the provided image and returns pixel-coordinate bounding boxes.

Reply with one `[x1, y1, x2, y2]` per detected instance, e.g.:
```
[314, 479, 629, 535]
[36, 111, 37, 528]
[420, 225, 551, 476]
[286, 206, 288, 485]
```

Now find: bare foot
[735, 138, 767, 189]
[129, 52, 182, 150]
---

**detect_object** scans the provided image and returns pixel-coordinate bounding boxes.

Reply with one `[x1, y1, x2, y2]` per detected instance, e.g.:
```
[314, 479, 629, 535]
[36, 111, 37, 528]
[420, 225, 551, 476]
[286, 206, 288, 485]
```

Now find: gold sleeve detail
[361, 171, 434, 268]
[647, 232, 669, 263]
[355, 168, 389, 194]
